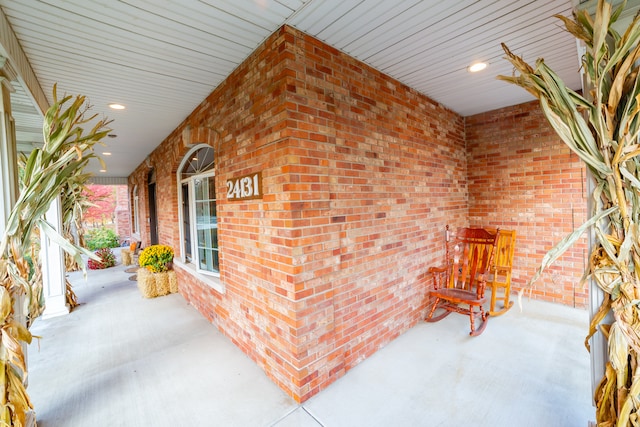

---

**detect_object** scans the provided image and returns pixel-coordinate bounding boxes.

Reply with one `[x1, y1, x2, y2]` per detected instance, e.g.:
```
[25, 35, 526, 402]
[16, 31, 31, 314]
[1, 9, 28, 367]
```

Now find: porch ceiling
[0, 0, 629, 178]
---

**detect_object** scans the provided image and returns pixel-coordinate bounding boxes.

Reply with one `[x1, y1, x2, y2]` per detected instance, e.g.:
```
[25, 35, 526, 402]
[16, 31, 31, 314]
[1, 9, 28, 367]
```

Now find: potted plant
[87, 248, 116, 270]
[137, 245, 178, 298]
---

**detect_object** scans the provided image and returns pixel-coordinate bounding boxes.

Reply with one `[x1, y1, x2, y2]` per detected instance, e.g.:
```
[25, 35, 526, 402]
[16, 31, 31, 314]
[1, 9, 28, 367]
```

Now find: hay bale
[137, 268, 157, 298]
[154, 271, 171, 296]
[168, 270, 178, 293]
[121, 249, 132, 266]
[137, 269, 178, 298]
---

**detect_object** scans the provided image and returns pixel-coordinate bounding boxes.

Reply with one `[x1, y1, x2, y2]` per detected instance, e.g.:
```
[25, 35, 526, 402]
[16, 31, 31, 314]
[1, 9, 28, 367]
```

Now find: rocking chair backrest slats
[493, 230, 516, 272]
[484, 228, 517, 316]
[446, 227, 497, 296]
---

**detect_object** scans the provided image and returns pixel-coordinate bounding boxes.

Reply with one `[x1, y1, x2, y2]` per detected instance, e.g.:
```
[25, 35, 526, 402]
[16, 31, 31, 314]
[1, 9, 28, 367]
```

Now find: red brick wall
[127, 25, 589, 403]
[285, 30, 467, 400]
[128, 25, 468, 402]
[466, 101, 588, 307]
[114, 185, 131, 242]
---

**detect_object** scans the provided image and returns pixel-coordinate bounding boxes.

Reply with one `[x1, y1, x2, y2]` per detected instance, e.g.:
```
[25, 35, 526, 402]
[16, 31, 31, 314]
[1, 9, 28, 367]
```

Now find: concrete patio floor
[27, 251, 595, 426]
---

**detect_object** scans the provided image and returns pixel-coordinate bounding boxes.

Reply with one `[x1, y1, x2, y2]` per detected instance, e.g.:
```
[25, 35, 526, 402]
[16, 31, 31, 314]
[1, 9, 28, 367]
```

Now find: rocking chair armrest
[427, 266, 448, 290]
[475, 273, 488, 298]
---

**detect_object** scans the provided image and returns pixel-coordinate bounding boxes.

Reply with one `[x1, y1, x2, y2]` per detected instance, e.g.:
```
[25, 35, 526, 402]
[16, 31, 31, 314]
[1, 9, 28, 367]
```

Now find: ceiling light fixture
[99, 169, 107, 173]
[108, 103, 125, 110]
[103, 152, 112, 156]
[468, 62, 488, 73]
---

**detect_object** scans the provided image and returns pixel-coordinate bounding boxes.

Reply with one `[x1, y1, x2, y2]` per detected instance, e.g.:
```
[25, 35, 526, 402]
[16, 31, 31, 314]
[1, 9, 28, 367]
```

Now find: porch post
[1, 22, 45, 426]
[40, 195, 69, 318]
[573, 39, 608, 404]
[0, 61, 29, 331]
[0, 59, 18, 236]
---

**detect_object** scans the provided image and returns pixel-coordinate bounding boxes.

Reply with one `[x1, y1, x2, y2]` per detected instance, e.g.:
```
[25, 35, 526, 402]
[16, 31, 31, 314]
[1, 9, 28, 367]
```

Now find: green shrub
[85, 227, 119, 250]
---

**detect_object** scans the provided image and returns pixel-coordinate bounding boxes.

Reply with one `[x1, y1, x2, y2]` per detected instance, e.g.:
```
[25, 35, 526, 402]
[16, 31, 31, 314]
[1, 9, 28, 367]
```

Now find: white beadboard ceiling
[0, 0, 615, 178]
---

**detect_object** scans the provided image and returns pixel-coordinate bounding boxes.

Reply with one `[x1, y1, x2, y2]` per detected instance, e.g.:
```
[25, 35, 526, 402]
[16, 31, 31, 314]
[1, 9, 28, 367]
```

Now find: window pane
[195, 201, 217, 230]
[196, 205, 217, 246]
[198, 247, 219, 271]
[194, 176, 218, 273]
[181, 146, 214, 179]
[208, 179, 216, 199]
[195, 201, 216, 219]
[195, 178, 205, 200]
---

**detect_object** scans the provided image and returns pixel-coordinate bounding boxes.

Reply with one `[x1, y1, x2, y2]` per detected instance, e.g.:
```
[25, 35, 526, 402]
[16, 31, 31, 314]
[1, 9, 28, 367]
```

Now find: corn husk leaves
[499, 0, 640, 425]
[0, 85, 110, 425]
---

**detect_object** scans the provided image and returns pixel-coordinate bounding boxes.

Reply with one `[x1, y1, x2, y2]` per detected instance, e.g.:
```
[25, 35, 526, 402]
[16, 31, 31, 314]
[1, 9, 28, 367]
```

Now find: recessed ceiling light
[103, 152, 112, 156]
[99, 169, 107, 173]
[108, 103, 125, 110]
[468, 62, 488, 73]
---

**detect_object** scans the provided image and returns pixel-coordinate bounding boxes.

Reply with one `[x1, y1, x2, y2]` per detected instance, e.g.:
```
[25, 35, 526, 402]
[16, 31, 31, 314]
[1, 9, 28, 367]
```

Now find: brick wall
[128, 25, 468, 402]
[128, 24, 589, 403]
[466, 101, 588, 307]
[114, 185, 131, 242]
[285, 30, 467, 400]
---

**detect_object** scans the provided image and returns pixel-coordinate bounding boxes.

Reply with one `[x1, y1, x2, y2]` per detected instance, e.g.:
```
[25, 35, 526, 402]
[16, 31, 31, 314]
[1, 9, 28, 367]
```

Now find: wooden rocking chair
[486, 229, 517, 316]
[426, 226, 498, 336]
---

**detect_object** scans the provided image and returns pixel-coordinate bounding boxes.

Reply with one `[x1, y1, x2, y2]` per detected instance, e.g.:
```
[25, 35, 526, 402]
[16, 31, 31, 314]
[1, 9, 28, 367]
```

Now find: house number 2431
[226, 172, 262, 201]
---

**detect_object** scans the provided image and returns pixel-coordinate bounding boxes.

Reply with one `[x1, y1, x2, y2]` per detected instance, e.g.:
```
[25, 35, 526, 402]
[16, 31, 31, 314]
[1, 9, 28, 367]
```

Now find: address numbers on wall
[226, 172, 262, 201]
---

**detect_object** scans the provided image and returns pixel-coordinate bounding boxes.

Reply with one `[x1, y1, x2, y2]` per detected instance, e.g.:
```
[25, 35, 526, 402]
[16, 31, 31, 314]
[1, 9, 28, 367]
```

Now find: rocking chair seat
[430, 288, 486, 306]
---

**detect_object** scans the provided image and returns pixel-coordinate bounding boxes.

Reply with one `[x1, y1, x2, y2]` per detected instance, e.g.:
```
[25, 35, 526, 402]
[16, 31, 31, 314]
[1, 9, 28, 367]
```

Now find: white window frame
[176, 144, 223, 292]
[132, 185, 139, 235]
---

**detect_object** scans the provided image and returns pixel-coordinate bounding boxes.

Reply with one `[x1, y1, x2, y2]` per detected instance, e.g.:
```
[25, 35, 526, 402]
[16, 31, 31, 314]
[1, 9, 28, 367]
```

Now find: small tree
[499, 0, 640, 424]
[83, 184, 116, 227]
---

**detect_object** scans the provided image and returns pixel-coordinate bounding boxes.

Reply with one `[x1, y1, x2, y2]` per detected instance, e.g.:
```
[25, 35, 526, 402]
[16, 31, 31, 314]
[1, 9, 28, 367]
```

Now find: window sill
[173, 259, 225, 295]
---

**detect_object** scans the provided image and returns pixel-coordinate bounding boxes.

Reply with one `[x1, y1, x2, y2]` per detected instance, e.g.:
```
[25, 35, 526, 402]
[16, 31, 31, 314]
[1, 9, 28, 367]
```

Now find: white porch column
[40, 196, 69, 318]
[0, 60, 18, 236]
[1, 16, 47, 426]
[0, 61, 29, 329]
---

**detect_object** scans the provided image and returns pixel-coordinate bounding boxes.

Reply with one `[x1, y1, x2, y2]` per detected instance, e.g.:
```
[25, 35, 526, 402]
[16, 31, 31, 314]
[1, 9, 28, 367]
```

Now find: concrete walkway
[27, 253, 595, 426]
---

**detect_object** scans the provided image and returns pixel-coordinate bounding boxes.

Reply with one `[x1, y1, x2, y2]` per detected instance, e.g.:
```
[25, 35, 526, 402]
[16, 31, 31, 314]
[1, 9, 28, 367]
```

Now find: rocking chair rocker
[426, 226, 498, 336]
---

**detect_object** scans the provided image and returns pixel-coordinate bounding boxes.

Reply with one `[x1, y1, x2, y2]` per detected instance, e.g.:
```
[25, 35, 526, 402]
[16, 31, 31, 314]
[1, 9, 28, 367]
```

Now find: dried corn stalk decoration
[17, 148, 89, 314]
[60, 168, 92, 274]
[0, 85, 110, 425]
[499, 0, 640, 425]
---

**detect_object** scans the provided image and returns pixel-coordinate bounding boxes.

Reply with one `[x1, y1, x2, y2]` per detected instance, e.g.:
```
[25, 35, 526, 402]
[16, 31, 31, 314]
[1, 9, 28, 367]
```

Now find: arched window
[177, 145, 218, 275]
[132, 185, 139, 234]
